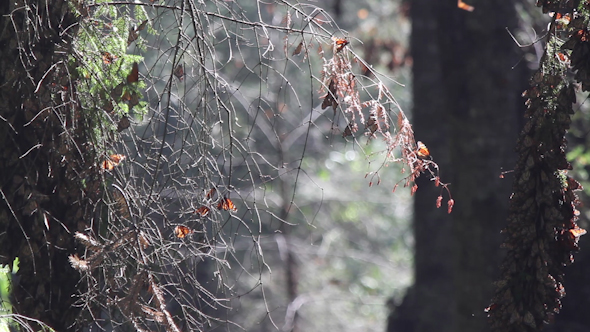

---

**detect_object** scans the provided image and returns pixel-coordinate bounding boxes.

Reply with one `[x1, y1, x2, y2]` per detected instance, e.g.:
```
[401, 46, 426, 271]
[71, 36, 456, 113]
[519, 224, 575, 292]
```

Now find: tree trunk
[0, 1, 95, 330]
[387, 1, 455, 331]
[447, 1, 527, 330]
[388, 1, 529, 331]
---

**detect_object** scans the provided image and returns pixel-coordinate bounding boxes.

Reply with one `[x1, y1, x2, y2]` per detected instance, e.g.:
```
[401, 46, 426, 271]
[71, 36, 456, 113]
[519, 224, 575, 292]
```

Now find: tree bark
[387, 1, 455, 331]
[447, 1, 526, 329]
[0, 1, 95, 330]
[388, 1, 529, 331]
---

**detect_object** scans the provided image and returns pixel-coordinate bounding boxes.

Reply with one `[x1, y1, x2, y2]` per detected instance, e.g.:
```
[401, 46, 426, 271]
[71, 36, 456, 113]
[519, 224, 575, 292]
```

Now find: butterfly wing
[195, 206, 211, 217]
[127, 62, 139, 83]
[217, 197, 237, 211]
[174, 226, 193, 238]
[416, 141, 430, 159]
[102, 160, 114, 170]
[333, 38, 349, 53]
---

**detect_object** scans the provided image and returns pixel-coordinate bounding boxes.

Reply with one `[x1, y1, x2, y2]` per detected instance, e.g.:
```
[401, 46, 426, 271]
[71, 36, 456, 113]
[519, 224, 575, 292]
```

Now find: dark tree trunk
[0, 1, 96, 330]
[447, 1, 527, 329]
[388, 1, 529, 331]
[387, 1, 455, 331]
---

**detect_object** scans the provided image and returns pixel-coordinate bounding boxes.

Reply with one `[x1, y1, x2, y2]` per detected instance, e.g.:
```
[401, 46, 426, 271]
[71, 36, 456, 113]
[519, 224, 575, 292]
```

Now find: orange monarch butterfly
[292, 41, 303, 56]
[127, 62, 139, 83]
[174, 64, 184, 81]
[195, 206, 211, 217]
[556, 52, 569, 64]
[117, 116, 131, 132]
[127, 20, 148, 45]
[128, 91, 140, 107]
[457, 0, 474, 12]
[111, 185, 131, 219]
[217, 197, 237, 211]
[101, 51, 118, 65]
[121, 90, 132, 101]
[560, 227, 586, 251]
[174, 225, 193, 238]
[333, 37, 349, 53]
[206, 188, 216, 199]
[416, 141, 430, 159]
[342, 123, 355, 138]
[568, 227, 587, 238]
[102, 154, 126, 170]
[321, 79, 338, 110]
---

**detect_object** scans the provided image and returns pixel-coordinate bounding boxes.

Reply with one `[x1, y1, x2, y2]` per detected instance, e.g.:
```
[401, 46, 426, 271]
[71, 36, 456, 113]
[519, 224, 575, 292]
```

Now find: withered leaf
[292, 42, 303, 56]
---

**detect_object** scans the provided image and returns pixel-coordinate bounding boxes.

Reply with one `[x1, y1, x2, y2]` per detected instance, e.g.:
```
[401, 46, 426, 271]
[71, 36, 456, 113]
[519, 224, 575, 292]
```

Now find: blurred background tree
[387, 0, 531, 331]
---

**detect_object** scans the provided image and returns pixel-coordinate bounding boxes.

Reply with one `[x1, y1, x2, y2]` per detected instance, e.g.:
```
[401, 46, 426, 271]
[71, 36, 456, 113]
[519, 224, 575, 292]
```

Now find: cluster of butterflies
[98, 61, 140, 132]
[110, 62, 140, 105]
[101, 155, 240, 240]
[100, 20, 145, 123]
[174, 141, 427, 240]
[319, 37, 350, 111]
[292, 36, 349, 57]
[174, 188, 237, 239]
[193, 196, 237, 216]
[103, 19, 185, 81]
